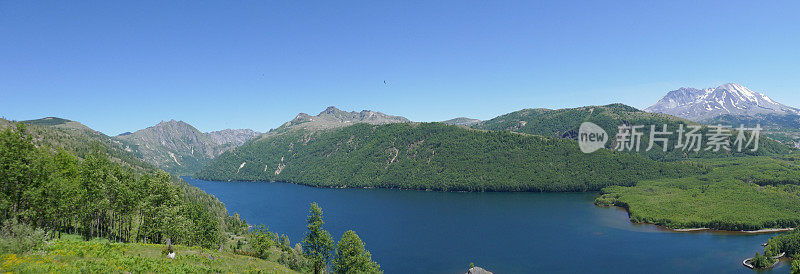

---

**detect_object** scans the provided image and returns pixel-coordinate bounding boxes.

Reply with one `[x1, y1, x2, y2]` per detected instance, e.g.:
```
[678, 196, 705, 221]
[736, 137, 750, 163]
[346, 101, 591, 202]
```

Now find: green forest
[474, 104, 795, 160]
[197, 122, 706, 192]
[596, 157, 800, 231]
[0, 122, 232, 247]
[0, 122, 381, 273]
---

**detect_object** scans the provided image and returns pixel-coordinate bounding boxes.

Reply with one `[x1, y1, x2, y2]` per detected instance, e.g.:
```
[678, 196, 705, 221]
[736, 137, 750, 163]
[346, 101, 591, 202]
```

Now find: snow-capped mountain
[645, 83, 800, 121]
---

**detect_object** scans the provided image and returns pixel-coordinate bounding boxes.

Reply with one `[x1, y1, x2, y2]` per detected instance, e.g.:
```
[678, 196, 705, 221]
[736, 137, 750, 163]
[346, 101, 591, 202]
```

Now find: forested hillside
[19, 117, 154, 173]
[474, 104, 795, 160]
[596, 157, 800, 231]
[197, 122, 706, 192]
[1, 120, 382, 273]
[0, 123, 239, 247]
[0, 120, 247, 247]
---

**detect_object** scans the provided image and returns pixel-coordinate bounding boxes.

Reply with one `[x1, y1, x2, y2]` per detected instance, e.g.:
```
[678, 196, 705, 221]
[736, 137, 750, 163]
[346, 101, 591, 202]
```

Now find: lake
[185, 177, 792, 273]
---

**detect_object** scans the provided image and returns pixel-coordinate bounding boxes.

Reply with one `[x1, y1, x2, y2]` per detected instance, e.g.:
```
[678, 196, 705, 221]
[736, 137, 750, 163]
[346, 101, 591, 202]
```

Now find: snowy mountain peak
[645, 83, 799, 121]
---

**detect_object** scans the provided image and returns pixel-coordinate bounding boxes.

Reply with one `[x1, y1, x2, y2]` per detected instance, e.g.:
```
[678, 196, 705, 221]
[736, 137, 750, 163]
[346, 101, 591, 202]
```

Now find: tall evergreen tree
[302, 202, 334, 274]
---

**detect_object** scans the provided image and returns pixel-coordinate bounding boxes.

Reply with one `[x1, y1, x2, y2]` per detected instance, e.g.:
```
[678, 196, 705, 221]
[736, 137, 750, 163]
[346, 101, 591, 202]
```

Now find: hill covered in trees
[1, 118, 247, 239]
[1, 120, 382, 273]
[473, 104, 795, 160]
[197, 122, 705, 192]
[0, 122, 241, 247]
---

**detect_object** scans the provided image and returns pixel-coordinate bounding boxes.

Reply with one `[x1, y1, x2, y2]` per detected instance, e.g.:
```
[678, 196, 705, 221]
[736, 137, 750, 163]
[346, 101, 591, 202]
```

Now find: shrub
[0, 219, 50, 254]
[278, 249, 311, 271]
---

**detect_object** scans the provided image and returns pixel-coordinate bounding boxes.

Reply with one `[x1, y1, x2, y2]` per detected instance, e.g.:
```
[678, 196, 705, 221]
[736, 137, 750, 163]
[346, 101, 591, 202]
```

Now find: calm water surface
[185, 177, 792, 274]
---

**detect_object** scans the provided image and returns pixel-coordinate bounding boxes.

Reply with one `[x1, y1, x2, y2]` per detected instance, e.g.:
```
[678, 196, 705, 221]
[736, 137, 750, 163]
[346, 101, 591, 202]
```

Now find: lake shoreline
[193, 176, 798, 235]
[187, 176, 609, 193]
[596, 204, 796, 234]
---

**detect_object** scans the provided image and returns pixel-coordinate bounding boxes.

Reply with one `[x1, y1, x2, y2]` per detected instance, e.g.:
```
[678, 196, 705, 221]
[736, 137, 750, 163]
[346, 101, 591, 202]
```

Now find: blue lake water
[185, 177, 792, 273]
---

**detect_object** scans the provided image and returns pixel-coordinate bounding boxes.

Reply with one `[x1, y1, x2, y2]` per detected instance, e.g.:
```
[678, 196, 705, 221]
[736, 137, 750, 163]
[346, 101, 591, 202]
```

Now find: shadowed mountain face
[645, 83, 800, 122]
[115, 120, 260, 175]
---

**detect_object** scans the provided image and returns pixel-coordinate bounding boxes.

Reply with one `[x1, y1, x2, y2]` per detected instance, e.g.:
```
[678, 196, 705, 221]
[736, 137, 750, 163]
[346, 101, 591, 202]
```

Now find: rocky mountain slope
[250, 106, 409, 143]
[271, 106, 408, 131]
[645, 83, 800, 122]
[441, 117, 482, 126]
[207, 129, 261, 147]
[645, 83, 800, 147]
[115, 120, 260, 175]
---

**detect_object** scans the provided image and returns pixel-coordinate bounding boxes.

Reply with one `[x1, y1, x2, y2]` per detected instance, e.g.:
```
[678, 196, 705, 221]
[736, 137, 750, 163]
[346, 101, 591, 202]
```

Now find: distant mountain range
[115, 120, 260, 175]
[645, 83, 800, 148]
[17, 116, 260, 175]
[196, 104, 794, 190]
[645, 83, 800, 123]
[196, 106, 705, 191]
[249, 106, 409, 144]
[273, 106, 409, 131]
[11, 90, 800, 180]
[441, 117, 482, 126]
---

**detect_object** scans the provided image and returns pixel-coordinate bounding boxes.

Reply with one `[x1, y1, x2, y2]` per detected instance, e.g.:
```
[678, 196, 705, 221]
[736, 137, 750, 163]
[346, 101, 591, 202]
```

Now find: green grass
[0, 235, 297, 273]
[596, 157, 800, 231]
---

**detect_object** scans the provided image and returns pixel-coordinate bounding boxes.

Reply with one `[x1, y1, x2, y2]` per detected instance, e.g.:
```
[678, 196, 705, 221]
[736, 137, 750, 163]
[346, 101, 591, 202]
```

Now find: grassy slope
[597, 157, 800, 230]
[198, 122, 705, 192]
[1, 235, 296, 273]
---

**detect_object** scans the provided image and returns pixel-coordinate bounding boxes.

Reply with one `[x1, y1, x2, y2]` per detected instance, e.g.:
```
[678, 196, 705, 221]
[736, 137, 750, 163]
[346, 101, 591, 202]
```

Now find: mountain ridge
[645, 83, 800, 121]
[115, 119, 260, 175]
[253, 106, 410, 142]
[441, 117, 482, 126]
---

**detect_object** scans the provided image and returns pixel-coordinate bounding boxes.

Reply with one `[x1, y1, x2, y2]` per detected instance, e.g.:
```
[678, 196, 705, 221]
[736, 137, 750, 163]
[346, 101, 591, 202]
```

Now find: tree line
[0, 123, 235, 248]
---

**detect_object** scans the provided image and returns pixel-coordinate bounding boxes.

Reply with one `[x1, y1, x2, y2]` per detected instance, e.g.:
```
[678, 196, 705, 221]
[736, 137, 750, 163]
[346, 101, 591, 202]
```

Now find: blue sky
[2, 1, 799, 135]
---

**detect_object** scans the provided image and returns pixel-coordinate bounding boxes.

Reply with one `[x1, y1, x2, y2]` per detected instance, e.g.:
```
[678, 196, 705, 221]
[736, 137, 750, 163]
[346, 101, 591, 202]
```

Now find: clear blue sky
[2, 1, 799, 135]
